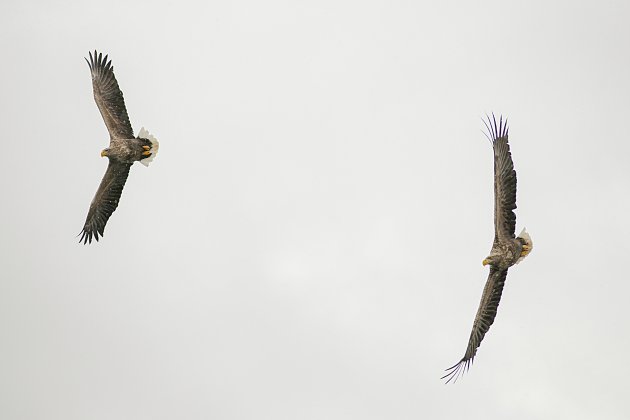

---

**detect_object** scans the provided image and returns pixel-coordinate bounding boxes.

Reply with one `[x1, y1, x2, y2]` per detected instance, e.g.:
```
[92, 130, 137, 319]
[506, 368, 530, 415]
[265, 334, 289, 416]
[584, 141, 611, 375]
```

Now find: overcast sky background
[1, 0, 629, 418]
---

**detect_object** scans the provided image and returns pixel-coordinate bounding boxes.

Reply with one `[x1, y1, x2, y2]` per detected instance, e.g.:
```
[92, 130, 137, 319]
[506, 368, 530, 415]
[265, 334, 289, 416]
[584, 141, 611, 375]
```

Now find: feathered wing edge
[483, 114, 517, 242]
[79, 161, 132, 244]
[442, 267, 509, 384]
[85, 50, 134, 140]
[481, 113, 509, 144]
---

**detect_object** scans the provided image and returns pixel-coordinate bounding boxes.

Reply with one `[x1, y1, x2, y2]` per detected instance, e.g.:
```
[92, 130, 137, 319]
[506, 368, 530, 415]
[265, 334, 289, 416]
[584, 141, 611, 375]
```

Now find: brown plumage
[442, 115, 532, 383]
[79, 51, 159, 244]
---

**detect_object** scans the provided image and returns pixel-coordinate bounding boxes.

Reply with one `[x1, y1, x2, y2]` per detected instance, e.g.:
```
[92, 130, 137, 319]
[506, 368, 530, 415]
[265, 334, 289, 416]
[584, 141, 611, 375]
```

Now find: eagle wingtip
[86, 50, 114, 75]
[78, 226, 103, 245]
[78, 230, 90, 245]
[483, 113, 509, 143]
[441, 358, 472, 384]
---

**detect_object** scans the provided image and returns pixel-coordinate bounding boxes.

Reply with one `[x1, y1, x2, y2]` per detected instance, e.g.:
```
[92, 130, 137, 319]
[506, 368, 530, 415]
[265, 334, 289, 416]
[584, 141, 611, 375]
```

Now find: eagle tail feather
[138, 127, 159, 167]
[515, 227, 533, 264]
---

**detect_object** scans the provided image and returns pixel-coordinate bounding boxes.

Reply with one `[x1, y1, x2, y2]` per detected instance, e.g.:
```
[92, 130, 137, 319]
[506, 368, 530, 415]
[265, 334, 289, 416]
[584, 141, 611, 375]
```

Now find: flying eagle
[442, 115, 533, 383]
[79, 51, 159, 244]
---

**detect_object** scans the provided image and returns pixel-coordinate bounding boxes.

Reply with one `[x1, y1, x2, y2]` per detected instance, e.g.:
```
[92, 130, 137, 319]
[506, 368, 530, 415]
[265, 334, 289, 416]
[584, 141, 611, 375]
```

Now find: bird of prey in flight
[80, 51, 159, 244]
[442, 115, 533, 383]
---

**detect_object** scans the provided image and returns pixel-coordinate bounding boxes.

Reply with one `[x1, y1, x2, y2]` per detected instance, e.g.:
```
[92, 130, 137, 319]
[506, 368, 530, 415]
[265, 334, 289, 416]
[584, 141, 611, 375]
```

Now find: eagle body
[442, 115, 532, 383]
[105, 137, 154, 163]
[79, 51, 159, 244]
[484, 238, 527, 270]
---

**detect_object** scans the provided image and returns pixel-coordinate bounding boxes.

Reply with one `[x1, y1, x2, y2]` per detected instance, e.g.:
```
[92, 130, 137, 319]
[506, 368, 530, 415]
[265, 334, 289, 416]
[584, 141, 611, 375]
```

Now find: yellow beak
[101, 149, 108, 157]
[482, 258, 490, 266]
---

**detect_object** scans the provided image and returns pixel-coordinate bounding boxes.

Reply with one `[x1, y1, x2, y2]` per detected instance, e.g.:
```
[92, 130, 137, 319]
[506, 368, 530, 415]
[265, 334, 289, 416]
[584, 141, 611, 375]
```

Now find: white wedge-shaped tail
[515, 227, 533, 264]
[138, 127, 159, 167]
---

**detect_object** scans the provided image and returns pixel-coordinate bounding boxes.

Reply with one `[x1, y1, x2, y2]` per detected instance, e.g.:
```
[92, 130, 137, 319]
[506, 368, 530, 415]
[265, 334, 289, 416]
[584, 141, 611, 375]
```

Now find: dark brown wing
[483, 114, 517, 242]
[80, 161, 132, 244]
[86, 51, 134, 139]
[442, 267, 508, 384]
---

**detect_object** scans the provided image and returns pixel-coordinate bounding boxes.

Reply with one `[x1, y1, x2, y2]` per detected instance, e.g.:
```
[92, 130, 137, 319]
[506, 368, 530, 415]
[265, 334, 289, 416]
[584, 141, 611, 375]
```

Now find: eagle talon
[142, 151, 152, 156]
[142, 145, 151, 150]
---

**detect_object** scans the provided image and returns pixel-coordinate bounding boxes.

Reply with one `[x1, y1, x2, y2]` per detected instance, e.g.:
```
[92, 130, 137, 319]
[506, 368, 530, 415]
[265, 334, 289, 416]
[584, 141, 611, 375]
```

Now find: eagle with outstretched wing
[79, 51, 159, 244]
[442, 115, 532, 383]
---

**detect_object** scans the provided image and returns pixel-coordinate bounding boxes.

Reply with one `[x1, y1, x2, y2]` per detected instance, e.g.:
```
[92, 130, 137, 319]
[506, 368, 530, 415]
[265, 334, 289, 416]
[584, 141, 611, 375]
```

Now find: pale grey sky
[1, 0, 629, 419]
